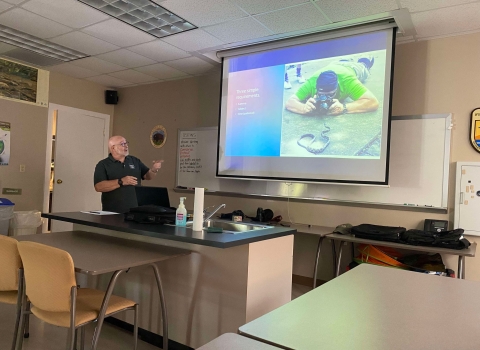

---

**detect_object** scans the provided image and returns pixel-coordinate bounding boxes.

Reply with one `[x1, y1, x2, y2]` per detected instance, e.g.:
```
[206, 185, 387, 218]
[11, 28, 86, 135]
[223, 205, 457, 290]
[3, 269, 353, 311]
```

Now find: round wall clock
[470, 108, 480, 153]
[150, 125, 167, 148]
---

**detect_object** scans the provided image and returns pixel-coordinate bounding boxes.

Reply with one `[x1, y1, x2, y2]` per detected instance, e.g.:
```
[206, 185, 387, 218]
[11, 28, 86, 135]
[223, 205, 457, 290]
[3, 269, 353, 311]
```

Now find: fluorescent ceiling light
[0, 25, 88, 62]
[78, 0, 197, 38]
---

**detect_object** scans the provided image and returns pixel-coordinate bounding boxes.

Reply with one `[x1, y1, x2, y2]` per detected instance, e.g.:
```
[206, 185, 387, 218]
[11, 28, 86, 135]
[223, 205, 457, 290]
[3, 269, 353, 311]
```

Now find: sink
[185, 219, 272, 234]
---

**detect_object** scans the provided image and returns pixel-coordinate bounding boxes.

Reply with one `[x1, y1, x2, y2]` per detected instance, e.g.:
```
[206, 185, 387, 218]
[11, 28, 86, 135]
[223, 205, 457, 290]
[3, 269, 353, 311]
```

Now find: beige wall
[0, 71, 113, 212]
[113, 32, 480, 281]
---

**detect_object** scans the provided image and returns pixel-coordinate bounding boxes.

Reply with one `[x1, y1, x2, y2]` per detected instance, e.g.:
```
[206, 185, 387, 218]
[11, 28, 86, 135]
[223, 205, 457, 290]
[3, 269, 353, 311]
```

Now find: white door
[50, 106, 109, 232]
[456, 164, 480, 235]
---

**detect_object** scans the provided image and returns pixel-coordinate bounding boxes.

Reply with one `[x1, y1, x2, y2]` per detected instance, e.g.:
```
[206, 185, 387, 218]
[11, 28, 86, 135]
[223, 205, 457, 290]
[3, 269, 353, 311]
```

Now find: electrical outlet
[20, 164, 25, 172]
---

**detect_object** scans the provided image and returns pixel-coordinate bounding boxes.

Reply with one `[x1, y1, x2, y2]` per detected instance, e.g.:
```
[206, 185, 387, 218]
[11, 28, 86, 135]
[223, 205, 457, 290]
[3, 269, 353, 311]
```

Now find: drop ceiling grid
[70, 56, 127, 73]
[160, 0, 249, 27]
[0, 7, 72, 38]
[49, 62, 99, 79]
[231, 0, 310, 15]
[50, 32, 120, 55]
[254, 2, 330, 34]
[412, 1, 480, 38]
[127, 40, 191, 62]
[203, 17, 274, 43]
[135, 62, 190, 80]
[399, 0, 478, 13]
[108, 69, 159, 84]
[97, 48, 157, 68]
[312, 0, 399, 23]
[87, 74, 132, 87]
[21, 0, 110, 28]
[0, 1, 12, 13]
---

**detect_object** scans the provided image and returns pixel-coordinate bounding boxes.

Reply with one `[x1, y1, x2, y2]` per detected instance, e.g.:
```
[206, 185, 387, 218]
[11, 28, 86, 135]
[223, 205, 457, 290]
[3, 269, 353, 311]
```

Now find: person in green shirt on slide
[285, 57, 379, 116]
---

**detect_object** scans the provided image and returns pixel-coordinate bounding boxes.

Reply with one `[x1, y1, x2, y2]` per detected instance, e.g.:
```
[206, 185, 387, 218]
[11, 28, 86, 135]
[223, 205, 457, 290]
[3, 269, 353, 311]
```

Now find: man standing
[285, 58, 378, 116]
[94, 135, 163, 213]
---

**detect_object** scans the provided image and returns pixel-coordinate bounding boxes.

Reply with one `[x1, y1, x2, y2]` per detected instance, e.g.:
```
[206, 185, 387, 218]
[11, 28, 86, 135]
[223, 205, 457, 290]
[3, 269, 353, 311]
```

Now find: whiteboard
[176, 114, 451, 209]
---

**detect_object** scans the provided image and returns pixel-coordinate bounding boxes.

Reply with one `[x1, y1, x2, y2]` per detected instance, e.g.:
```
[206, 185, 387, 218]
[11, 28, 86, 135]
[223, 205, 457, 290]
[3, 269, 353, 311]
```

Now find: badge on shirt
[129, 164, 135, 169]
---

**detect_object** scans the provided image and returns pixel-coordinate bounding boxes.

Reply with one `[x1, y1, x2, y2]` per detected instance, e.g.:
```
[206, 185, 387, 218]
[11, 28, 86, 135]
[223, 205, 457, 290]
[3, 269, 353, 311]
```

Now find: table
[197, 333, 280, 350]
[291, 224, 336, 288]
[327, 233, 476, 279]
[17, 230, 191, 350]
[239, 264, 480, 350]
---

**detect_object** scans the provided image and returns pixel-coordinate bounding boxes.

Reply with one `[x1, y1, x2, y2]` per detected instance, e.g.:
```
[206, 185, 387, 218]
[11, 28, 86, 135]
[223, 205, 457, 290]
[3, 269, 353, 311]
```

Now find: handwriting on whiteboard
[179, 132, 202, 174]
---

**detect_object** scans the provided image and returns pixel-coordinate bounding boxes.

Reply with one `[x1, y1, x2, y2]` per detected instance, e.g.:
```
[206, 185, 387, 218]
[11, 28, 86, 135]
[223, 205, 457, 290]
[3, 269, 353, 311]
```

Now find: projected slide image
[280, 50, 386, 158]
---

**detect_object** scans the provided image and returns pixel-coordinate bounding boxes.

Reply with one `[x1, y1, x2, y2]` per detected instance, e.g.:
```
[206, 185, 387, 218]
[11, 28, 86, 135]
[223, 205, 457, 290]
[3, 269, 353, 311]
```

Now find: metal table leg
[458, 256, 466, 279]
[331, 240, 337, 278]
[91, 270, 124, 350]
[312, 237, 324, 289]
[151, 263, 169, 350]
[335, 241, 345, 277]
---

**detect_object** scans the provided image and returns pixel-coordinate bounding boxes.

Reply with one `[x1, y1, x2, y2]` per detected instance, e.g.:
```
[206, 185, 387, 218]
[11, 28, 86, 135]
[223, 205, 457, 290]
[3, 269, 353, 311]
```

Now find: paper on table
[80, 211, 119, 215]
[192, 188, 204, 231]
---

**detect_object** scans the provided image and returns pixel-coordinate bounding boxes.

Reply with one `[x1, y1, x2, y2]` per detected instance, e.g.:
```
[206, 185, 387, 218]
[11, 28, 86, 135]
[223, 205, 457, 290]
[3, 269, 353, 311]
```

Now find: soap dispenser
[176, 197, 187, 226]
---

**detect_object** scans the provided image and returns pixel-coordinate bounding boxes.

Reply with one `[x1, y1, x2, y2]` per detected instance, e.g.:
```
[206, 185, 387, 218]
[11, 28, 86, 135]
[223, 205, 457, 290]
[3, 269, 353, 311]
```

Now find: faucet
[203, 204, 226, 222]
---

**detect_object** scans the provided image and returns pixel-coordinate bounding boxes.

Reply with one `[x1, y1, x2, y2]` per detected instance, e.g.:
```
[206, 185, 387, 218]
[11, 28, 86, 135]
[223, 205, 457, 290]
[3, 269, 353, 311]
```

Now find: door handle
[57, 179, 63, 184]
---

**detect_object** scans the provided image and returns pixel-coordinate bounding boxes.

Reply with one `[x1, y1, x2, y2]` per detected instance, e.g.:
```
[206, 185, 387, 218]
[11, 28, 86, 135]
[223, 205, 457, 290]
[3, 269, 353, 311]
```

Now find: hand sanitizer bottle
[176, 197, 187, 226]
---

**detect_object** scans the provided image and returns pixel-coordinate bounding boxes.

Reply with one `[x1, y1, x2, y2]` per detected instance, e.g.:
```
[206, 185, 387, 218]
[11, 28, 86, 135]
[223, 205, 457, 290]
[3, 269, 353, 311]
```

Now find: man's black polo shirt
[94, 154, 150, 213]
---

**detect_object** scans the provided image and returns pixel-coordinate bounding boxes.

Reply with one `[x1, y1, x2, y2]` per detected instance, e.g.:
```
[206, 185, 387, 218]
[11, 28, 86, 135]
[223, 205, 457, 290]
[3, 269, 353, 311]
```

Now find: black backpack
[401, 229, 470, 250]
[351, 224, 406, 243]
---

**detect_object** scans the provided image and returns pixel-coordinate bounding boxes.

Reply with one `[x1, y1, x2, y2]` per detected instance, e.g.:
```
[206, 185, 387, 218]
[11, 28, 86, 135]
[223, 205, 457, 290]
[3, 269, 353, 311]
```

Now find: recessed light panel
[78, 0, 197, 38]
[0, 25, 88, 62]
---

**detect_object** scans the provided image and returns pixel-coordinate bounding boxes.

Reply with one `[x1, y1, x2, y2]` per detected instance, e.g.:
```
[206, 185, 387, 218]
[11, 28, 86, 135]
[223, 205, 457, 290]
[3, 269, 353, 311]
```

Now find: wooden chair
[16, 241, 139, 350]
[0, 235, 29, 350]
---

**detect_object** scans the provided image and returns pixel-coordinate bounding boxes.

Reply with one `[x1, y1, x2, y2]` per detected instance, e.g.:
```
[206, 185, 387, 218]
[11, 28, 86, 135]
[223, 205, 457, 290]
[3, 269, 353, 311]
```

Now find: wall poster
[0, 121, 10, 165]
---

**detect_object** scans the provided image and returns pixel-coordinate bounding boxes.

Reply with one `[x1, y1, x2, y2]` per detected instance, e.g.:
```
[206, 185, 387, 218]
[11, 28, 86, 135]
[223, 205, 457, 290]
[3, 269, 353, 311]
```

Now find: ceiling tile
[204, 17, 273, 43]
[70, 57, 126, 73]
[232, 0, 309, 15]
[81, 19, 154, 47]
[164, 56, 215, 75]
[135, 63, 189, 79]
[412, 2, 480, 38]
[22, 0, 109, 28]
[162, 29, 224, 51]
[161, 0, 247, 26]
[314, 0, 398, 22]
[87, 74, 132, 88]
[128, 40, 190, 62]
[97, 49, 156, 68]
[109, 69, 158, 84]
[399, 0, 474, 13]
[50, 32, 119, 55]
[255, 3, 330, 34]
[0, 8, 72, 38]
[48, 63, 99, 79]
[3, 0, 23, 4]
[0, 1, 11, 12]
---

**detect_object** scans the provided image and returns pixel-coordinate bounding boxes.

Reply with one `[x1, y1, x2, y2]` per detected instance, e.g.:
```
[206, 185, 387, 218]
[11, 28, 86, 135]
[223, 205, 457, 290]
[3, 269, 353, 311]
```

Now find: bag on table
[351, 224, 406, 243]
[401, 229, 470, 250]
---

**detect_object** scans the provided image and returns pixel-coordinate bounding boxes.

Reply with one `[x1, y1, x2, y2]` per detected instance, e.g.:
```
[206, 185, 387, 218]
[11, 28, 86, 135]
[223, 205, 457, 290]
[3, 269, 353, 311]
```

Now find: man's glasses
[116, 141, 129, 147]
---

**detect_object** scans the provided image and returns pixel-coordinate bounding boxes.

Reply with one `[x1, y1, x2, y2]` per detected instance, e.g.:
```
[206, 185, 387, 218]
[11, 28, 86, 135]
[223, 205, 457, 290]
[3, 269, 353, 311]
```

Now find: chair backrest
[0, 235, 21, 291]
[17, 241, 76, 312]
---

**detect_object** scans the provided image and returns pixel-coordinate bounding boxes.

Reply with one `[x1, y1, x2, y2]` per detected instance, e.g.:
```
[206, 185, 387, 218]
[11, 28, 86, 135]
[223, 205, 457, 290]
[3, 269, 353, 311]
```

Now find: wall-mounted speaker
[105, 90, 118, 105]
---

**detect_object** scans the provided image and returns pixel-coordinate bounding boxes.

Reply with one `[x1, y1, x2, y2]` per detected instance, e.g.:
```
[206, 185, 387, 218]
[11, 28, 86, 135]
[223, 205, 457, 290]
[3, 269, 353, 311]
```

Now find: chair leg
[80, 326, 85, 350]
[67, 286, 77, 350]
[133, 304, 138, 350]
[23, 302, 30, 338]
[11, 269, 24, 350]
[14, 278, 28, 350]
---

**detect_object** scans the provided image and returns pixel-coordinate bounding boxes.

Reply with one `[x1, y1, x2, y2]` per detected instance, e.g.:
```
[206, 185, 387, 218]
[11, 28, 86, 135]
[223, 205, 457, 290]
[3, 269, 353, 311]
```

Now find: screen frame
[216, 25, 397, 186]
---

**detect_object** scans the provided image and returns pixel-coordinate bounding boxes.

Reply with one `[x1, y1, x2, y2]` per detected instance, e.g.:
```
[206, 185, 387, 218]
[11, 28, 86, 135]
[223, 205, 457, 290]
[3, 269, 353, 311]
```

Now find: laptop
[135, 186, 171, 208]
